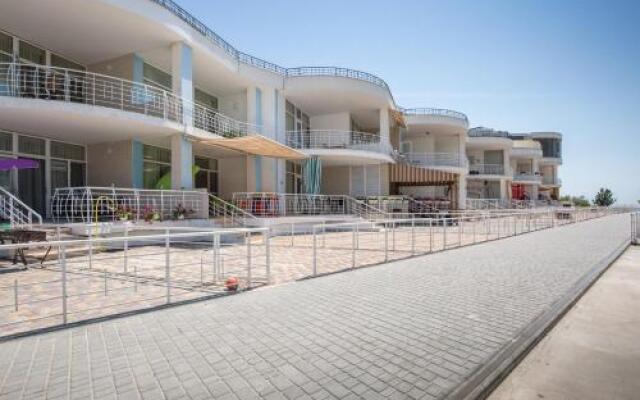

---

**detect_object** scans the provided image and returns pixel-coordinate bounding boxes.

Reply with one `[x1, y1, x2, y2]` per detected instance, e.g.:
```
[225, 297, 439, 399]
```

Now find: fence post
[384, 222, 389, 262]
[88, 224, 93, 270]
[352, 225, 356, 269]
[429, 218, 434, 252]
[458, 217, 462, 247]
[246, 232, 252, 288]
[13, 279, 18, 311]
[513, 215, 517, 236]
[411, 217, 416, 255]
[312, 226, 317, 276]
[472, 215, 476, 244]
[265, 231, 271, 285]
[61, 244, 68, 325]
[497, 215, 501, 239]
[165, 233, 171, 304]
[442, 218, 447, 249]
[123, 225, 128, 273]
[392, 221, 396, 252]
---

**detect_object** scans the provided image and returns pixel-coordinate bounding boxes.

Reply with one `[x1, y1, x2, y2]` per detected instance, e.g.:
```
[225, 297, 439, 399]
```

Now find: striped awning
[390, 164, 457, 184]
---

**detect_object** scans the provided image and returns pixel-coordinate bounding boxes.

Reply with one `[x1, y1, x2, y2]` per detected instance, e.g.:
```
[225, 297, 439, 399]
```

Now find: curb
[447, 237, 630, 400]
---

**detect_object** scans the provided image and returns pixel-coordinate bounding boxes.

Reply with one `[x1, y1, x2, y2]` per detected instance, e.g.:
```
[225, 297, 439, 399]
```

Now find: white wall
[218, 156, 247, 200]
[309, 112, 350, 131]
[218, 90, 247, 123]
[87, 140, 133, 187]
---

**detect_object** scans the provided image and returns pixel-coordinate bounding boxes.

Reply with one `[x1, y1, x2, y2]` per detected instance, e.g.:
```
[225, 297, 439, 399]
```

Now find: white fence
[51, 187, 208, 223]
[0, 226, 269, 337]
[285, 130, 391, 155]
[0, 187, 42, 228]
[400, 152, 466, 168]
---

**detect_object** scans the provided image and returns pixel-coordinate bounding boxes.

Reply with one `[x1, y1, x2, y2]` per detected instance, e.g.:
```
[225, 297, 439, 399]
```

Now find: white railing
[513, 173, 543, 183]
[0, 63, 257, 138]
[285, 130, 391, 155]
[50, 187, 208, 223]
[400, 152, 466, 168]
[0, 226, 270, 337]
[0, 187, 43, 228]
[469, 164, 505, 175]
[209, 194, 258, 227]
[232, 192, 387, 219]
[542, 176, 562, 185]
[400, 107, 469, 125]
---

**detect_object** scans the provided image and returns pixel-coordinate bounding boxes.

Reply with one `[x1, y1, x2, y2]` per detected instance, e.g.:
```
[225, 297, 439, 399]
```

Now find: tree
[593, 188, 616, 207]
[559, 195, 590, 207]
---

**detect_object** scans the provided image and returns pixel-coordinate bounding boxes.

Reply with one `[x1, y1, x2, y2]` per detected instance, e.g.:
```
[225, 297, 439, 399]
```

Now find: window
[19, 41, 45, 65]
[143, 63, 171, 91]
[194, 88, 218, 110]
[0, 32, 12, 62]
[0, 131, 12, 153]
[143, 144, 171, 189]
[286, 161, 302, 194]
[51, 141, 85, 161]
[194, 156, 218, 194]
[18, 135, 45, 156]
[50, 54, 84, 71]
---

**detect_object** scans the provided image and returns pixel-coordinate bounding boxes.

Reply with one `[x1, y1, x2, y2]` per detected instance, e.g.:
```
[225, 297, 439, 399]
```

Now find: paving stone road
[0, 214, 630, 400]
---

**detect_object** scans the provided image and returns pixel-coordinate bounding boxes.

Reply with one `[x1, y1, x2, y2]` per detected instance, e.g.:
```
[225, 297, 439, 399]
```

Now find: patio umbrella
[302, 156, 322, 194]
[0, 158, 39, 171]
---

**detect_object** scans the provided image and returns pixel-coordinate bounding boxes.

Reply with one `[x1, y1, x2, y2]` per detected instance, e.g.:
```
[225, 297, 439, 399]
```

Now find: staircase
[208, 194, 258, 227]
[0, 187, 43, 229]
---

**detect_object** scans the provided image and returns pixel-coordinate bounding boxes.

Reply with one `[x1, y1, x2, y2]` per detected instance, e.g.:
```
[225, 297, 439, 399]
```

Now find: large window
[18, 136, 45, 156]
[50, 54, 84, 71]
[143, 144, 171, 189]
[194, 156, 218, 194]
[0, 31, 12, 63]
[286, 161, 302, 194]
[143, 63, 172, 91]
[536, 138, 561, 158]
[18, 41, 45, 65]
[195, 88, 218, 111]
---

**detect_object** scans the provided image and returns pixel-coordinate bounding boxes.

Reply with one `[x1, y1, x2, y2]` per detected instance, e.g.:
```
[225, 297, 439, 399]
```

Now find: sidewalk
[489, 245, 640, 400]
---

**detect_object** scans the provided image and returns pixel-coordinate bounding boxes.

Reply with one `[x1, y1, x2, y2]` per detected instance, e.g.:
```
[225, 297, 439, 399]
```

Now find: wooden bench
[0, 230, 50, 266]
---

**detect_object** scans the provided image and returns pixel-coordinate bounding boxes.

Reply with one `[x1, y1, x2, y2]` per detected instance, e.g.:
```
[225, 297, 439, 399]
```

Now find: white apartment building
[466, 127, 562, 207]
[0, 0, 560, 223]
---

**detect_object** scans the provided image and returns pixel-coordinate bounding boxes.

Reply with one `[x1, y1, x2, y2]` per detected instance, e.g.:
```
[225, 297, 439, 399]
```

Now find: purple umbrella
[0, 158, 39, 171]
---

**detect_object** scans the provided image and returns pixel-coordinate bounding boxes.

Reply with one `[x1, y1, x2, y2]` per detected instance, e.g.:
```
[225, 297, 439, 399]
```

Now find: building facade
[0, 0, 561, 219]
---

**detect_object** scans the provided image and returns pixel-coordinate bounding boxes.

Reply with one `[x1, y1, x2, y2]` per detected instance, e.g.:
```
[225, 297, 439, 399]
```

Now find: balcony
[513, 172, 542, 183]
[542, 176, 562, 185]
[0, 62, 256, 139]
[400, 152, 466, 169]
[285, 130, 392, 157]
[468, 163, 506, 176]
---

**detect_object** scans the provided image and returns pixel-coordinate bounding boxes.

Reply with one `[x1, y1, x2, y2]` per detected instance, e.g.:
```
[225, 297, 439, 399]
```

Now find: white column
[171, 42, 193, 127]
[171, 134, 193, 190]
[457, 132, 467, 209]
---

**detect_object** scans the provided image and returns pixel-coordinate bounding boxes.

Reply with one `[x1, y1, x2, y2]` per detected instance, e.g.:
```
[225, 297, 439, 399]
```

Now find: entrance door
[18, 158, 46, 215]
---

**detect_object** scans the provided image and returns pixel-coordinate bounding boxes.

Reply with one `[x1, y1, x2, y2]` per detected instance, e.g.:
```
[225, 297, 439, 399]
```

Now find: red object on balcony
[512, 184, 525, 200]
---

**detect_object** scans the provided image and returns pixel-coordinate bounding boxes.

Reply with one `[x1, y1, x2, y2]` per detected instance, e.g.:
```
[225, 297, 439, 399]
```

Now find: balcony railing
[400, 107, 469, 125]
[0, 62, 257, 138]
[542, 176, 562, 185]
[468, 128, 510, 138]
[400, 152, 466, 168]
[285, 130, 392, 155]
[513, 173, 543, 183]
[468, 164, 505, 175]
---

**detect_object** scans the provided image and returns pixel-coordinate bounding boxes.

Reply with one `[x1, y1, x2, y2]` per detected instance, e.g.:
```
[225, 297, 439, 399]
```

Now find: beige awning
[200, 136, 307, 160]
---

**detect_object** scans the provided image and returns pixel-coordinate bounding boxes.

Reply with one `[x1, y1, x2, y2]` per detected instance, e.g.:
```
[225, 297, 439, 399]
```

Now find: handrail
[0, 186, 43, 228]
[285, 130, 392, 155]
[468, 163, 506, 175]
[208, 193, 257, 226]
[400, 152, 466, 168]
[0, 62, 259, 138]
[400, 107, 469, 125]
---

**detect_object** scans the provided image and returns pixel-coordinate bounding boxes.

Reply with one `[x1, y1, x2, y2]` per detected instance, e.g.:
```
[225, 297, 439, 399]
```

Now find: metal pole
[458, 217, 462, 247]
[384, 223, 389, 262]
[429, 219, 434, 252]
[165, 233, 170, 304]
[212, 234, 219, 282]
[246, 232, 252, 288]
[123, 225, 128, 274]
[61, 244, 67, 325]
[442, 218, 447, 249]
[472, 215, 476, 244]
[411, 217, 416, 255]
[352, 225, 356, 269]
[312, 226, 317, 276]
[88, 224, 93, 270]
[392, 221, 396, 252]
[265, 231, 271, 285]
[13, 279, 18, 311]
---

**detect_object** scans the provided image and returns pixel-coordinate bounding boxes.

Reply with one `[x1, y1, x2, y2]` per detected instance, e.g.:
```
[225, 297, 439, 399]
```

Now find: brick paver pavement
[0, 214, 630, 400]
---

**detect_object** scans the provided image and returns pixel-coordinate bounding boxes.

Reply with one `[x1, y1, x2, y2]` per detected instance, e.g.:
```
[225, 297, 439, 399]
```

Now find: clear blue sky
[180, 0, 640, 204]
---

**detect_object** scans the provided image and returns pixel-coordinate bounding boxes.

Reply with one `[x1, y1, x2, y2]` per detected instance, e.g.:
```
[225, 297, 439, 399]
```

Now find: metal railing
[542, 176, 562, 185]
[285, 130, 391, 155]
[513, 173, 543, 183]
[400, 107, 469, 125]
[0, 187, 43, 228]
[232, 192, 387, 219]
[400, 152, 466, 168]
[0, 226, 269, 337]
[0, 62, 257, 139]
[468, 163, 505, 175]
[51, 187, 208, 223]
[468, 128, 510, 138]
[209, 194, 258, 227]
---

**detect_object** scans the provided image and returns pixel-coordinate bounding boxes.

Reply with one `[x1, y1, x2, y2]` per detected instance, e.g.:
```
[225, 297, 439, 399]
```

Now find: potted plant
[142, 205, 160, 223]
[115, 206, 133, 221]
[173, 203, 194, 220]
